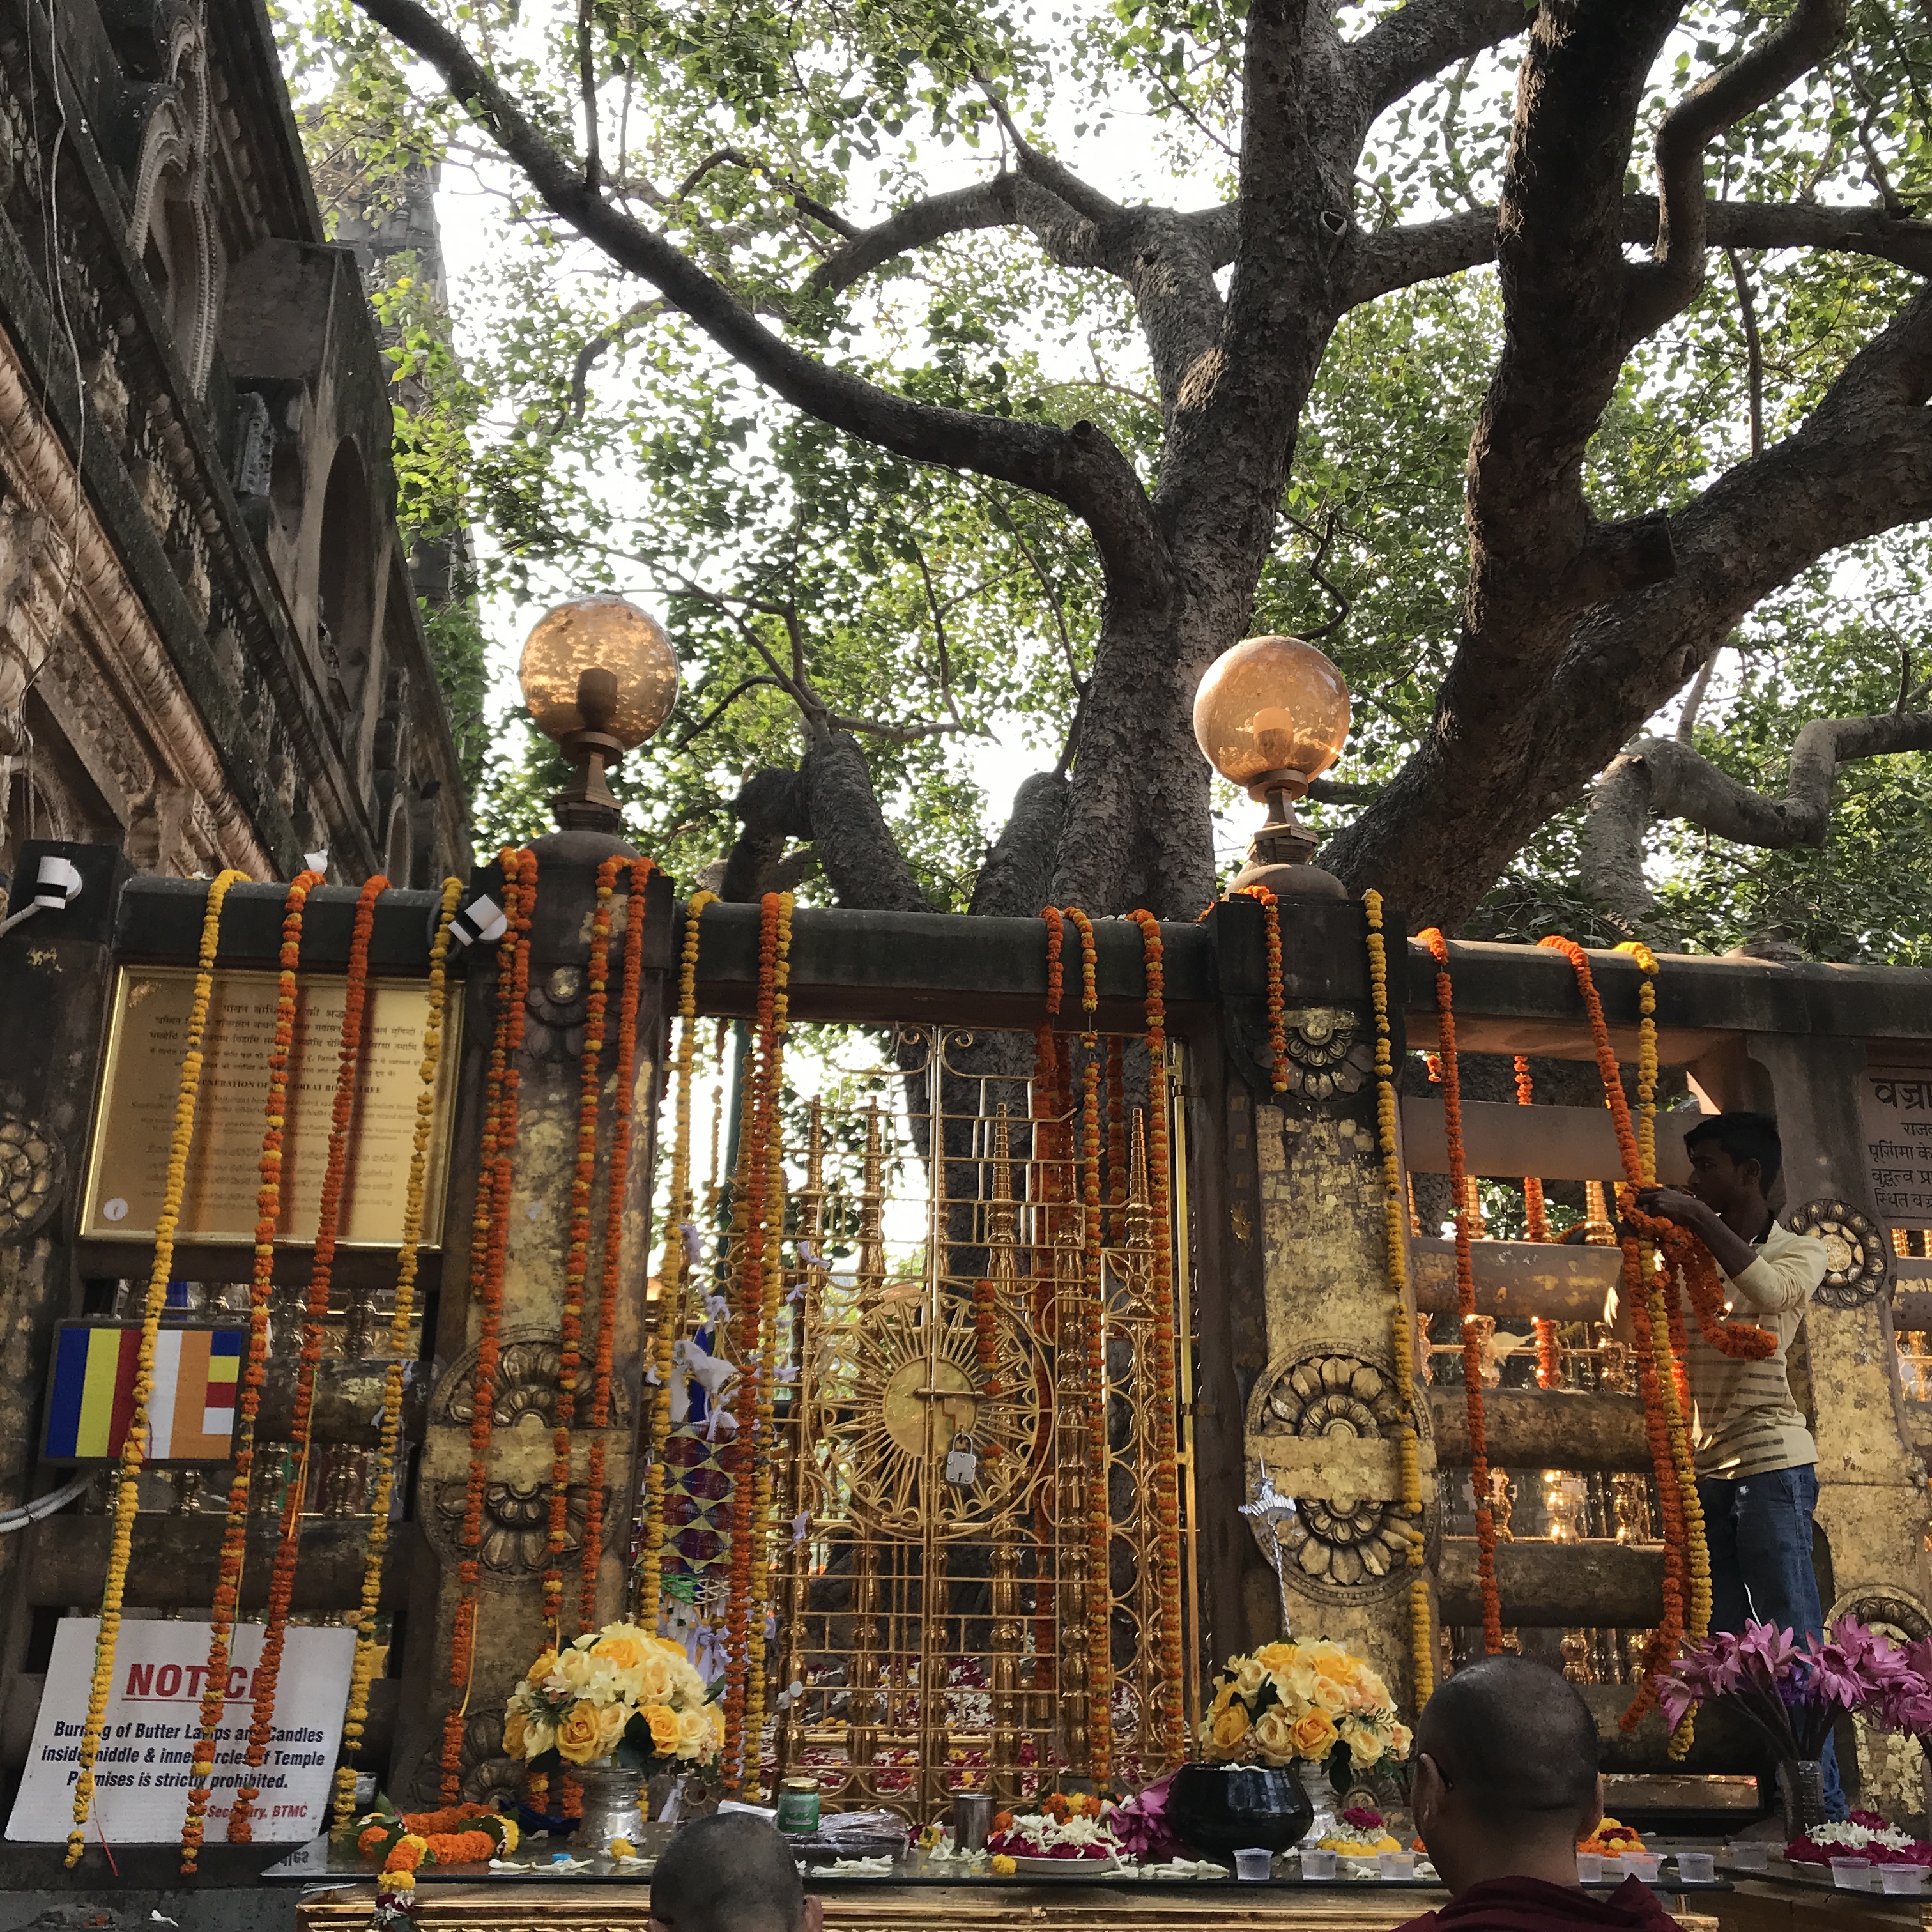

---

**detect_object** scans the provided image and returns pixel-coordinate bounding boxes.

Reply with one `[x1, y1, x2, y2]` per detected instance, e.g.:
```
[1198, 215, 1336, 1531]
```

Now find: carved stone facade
[0, 0, 470, 895]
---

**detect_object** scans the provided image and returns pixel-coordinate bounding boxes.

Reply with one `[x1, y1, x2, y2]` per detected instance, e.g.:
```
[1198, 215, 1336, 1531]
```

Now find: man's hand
[1633, 1186, 1710, 1230]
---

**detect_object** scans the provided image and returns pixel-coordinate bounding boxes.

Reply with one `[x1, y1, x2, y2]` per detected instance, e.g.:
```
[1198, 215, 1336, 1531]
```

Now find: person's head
[1682, 1111, 1782, 1215]
[648, 1811, 822, 1932]
[1411, 1656, 1604, 1895]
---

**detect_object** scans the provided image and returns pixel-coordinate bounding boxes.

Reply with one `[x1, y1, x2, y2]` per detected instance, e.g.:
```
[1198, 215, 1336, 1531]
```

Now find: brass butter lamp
[1193, 633, 1350, 898]
[519, 595, 679, 832]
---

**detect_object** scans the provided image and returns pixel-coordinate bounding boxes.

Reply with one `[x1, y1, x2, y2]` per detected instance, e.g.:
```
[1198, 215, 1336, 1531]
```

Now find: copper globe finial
[1192, 634, 1351, 898]
[519, 595, 679, 832]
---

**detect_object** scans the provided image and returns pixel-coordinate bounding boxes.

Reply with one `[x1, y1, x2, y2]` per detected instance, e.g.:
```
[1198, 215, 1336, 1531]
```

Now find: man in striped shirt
[1632, 1111, 1839, 1816]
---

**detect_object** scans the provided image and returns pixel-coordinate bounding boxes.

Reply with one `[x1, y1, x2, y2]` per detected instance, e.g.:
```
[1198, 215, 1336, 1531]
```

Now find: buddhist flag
[43, 1323, 242, 1462]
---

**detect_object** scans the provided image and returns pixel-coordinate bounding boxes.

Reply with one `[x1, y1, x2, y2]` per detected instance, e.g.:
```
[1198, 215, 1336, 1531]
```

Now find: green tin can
[776, 1777, 821, 1834]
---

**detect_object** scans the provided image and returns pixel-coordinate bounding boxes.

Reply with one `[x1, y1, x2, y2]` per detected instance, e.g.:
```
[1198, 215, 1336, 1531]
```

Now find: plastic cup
[1575, 1853, 1604, 1883]
[1675, 1853, 1715, 1884]
[1830, 1857, 1873, 1890]
[1622, 1853, 1660, 1883]
[1726, 1843, 1770, 1872]
[1881, 1866, 1928, 1894]
[1234, 1848, 1273, 1882]
[1299, 1849, 1337, 1880]
[1377, 1852, 1417, 1880]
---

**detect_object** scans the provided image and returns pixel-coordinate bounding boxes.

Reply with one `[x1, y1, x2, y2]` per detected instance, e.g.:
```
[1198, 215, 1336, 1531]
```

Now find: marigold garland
[1418, 926, 1503, 1658]
[232, 872, 389, 1840]
[723, 891, 793, 1794]
[1128, 908, 1186, 1768]
[1538, 935, 1706, 1738]
[1363, 893, 1434, 1706]
[1235, 884, 1289, 1091]
[745, 893, 793, 1796]
[1031, 908, 1066, 1699]
[443, 848, 535, 1799]
[66, 869, 246, 1868]
[640, 885, 714, 1624]
[1064, 907, 1112, 1783]
[328, 876, 461, 1831]
[178, 868, 320, 1870]
[544, 870, 616, 1634]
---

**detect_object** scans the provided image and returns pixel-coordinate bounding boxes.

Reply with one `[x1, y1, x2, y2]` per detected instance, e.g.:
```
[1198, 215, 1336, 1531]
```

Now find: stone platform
[290, 1878, 1724, 1932]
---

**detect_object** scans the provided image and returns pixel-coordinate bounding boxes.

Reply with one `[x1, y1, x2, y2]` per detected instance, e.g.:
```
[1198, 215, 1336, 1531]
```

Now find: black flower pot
[1167, 1763, 1315, 1858]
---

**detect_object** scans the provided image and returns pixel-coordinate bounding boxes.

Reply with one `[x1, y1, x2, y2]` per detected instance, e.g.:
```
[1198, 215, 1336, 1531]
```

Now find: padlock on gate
[943, 1430, 979, 1487]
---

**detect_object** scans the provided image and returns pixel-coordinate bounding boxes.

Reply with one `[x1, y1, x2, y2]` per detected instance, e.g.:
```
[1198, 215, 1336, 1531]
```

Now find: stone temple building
[0, 0, 471, 898]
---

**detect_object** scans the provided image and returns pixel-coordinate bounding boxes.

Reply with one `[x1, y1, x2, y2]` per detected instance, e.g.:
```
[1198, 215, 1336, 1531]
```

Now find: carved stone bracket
[1245, 1342, 1438, 1604]
[1786, 1198, 1891, 1310]
[1278, 1006, 1374, 1101]
[0, 1112, 62, 1243]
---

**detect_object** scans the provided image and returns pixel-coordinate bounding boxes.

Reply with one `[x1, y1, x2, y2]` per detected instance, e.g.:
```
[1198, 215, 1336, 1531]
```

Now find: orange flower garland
[544, 869, 615, 1632]
[329, 875, 461, 1830]
[579, 859, 657, 1632]
[443, 848, 535, 1798]
[1418, 927, 1503, 1657]
[745, 893, 793, 1796]
[1537, 935, 1705, 1733]
[1236, 884, 1289, 1091]
[1064, 906, 1112, 1782]
[1031, 907, 1066, 1699]
[1363, 893, 1434, 1705]
[180, 868, 321, 1869]
[229, 872, 388, 1841]
[68, 869, 246, 1869]
[640, 885, 714, 1623]
[723, 890, 792, 1793]
[1128, 908, 1186, 1768]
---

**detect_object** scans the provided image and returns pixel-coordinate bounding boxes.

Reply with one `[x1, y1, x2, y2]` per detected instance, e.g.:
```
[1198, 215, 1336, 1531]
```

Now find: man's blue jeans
[1697, 1465, 1847, 1820]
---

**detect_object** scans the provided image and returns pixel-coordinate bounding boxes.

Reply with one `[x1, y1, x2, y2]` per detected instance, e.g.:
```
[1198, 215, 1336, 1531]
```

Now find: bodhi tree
[318, 0, 1932, 937]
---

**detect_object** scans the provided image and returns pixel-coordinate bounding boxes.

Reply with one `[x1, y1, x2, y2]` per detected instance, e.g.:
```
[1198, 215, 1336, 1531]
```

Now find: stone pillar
[1200, 897, 1438, 1714]
[391, 833, 671, 1804]
[0, 841, 135, 1777]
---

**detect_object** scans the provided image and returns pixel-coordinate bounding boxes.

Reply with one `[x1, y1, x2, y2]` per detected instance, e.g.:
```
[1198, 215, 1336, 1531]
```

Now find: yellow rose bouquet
[502, 1621, 724, 1775]
[1197, 1639, 1413, 1772]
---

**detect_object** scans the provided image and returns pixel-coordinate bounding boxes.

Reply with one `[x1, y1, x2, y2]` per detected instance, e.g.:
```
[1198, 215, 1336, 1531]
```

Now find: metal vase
[567, 1757, 648, 1853]
[1778, 1758, 1826, 1841]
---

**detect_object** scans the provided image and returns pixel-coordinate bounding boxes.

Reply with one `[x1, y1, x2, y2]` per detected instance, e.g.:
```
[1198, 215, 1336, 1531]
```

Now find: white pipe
[0, 1469, 94, 1533]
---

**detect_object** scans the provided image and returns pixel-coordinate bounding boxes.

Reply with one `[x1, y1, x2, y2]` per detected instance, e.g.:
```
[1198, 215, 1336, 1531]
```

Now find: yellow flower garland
[1615, 941, 1710, 1756]
[68, 868, 247, 1867]
[330, 876, 461, 1827]
[1364, 892, 1434, 1706]
[639, 889, 716, 1621]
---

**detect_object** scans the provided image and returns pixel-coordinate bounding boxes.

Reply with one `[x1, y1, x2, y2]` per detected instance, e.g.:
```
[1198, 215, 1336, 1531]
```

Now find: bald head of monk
[1411, 1656, 1604, 1896]
[648, 1812, 823, 1932]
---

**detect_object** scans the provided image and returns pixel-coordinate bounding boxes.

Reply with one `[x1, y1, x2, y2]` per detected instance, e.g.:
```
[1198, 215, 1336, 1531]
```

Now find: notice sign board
[5, 1618, 355, 1843]
[1864, 1066, 1932, 1229]
[81, 965, 459, 1249]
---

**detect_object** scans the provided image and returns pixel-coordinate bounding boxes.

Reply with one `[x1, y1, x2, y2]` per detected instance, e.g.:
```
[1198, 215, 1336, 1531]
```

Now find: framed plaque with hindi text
[1864, 1063, 1932, 1230]
[79, 966, 462, 1248]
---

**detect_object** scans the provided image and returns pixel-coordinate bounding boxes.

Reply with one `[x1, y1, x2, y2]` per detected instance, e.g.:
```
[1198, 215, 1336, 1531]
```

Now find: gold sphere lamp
[519, 595, 679, 831]
[1193, 633, 1350, 898]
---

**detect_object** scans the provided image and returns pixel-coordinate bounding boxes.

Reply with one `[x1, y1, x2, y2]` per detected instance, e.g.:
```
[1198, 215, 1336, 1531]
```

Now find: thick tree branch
[1348, 0, 1537, 123]
[967, 771, 1071, 916]
[1582, 716, 1932, 939]
[1629, 0, 1850, 335]
[349, 0, 1169, 604]
[801, 732, 931, 912]
[806, 176, 1020, 293]
[1324, 283, 1932, 930]
[1347, 196, 1932, 306]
